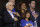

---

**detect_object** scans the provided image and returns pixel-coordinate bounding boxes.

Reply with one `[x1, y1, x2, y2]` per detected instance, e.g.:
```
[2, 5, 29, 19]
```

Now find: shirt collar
[7, 10, 13, 14]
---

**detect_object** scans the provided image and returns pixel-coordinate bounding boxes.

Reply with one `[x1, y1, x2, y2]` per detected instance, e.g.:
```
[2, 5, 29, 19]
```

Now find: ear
[6, 6, 9, 9]
[29, 4, 30, 6]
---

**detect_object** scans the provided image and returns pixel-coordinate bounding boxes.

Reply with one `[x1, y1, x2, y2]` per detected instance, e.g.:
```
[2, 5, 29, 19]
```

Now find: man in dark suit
[3, 2, 19, 27]
[28, 0, 40, 27]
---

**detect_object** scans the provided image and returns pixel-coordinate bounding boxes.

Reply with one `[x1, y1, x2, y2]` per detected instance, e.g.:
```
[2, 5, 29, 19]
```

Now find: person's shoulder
[21, 19, 25, 21]
[3, 11, 9, 15]
[21, 19, 25, 22]
[29, 20, 33, 23]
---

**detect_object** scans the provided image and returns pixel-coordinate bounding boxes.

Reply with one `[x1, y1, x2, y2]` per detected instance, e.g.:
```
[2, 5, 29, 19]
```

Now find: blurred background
[0, 0, 40, 13]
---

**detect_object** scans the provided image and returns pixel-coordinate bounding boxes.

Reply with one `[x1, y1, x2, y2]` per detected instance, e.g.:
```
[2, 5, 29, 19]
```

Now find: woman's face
[26, 13, 30, 18]
[21, 3, 26, 10]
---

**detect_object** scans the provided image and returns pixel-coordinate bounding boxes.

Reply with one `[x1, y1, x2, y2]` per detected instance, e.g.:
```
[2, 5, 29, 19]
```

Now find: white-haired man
[3, 2, 19, 27]
[8, 0, 20, 17]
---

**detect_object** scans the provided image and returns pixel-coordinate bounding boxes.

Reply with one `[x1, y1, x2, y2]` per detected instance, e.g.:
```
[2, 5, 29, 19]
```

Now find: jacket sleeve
[3, 12, 14, 24]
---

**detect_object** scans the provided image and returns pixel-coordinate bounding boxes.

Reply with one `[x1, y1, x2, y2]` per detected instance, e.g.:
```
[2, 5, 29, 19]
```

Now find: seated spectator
[20, 11, 34, 27]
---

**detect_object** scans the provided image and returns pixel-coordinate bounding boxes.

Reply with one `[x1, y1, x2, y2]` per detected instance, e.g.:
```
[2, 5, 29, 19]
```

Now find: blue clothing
[20, 19, 34, 27]
[12, 8, 16, 12]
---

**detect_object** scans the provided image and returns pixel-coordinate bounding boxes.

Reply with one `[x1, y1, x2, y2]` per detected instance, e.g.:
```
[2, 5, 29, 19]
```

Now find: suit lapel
[28, 8, 35, 21]
[6, 11, 13, 19]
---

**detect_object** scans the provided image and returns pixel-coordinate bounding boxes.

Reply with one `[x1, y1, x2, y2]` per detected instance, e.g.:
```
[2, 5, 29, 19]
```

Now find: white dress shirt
[7, 10, 14, 18]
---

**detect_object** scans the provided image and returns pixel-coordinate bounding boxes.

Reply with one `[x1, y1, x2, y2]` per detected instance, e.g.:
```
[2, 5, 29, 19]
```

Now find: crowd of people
[0, 0, 40, 27]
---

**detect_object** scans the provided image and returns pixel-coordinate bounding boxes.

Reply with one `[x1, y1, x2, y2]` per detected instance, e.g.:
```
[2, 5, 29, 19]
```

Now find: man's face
[30, 1, 35, 9]
[8, 2, 15, 11]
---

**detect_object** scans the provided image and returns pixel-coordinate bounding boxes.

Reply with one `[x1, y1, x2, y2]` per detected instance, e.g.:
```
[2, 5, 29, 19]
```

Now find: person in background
[17, 2, 28, 27]
[3, 2, 19, 27]
[9, 0, 15, 3]
[17, 1, 27, 19]
[28, 0, 40, 27]
[20, 11, 34, 27]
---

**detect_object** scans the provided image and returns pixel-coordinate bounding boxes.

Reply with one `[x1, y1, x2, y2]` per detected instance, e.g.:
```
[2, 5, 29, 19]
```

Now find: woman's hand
[29, 23, 32, 26]
[24, 24, 29, 27]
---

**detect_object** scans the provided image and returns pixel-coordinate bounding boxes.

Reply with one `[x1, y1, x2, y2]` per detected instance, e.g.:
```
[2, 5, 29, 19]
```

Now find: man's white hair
[6, 2, 13, 7]
[6, 2, 9, 7]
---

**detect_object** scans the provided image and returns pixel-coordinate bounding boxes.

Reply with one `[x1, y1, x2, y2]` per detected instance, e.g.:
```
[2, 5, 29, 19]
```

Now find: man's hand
[13, 17, 18, 21]
[13, 12, 20, 17]
[34, 13, 39, 18]
[33, 13, 39, 18]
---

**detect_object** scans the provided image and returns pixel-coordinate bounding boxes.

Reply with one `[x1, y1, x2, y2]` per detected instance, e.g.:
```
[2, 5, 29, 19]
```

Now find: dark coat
[3, 11, 18, 27]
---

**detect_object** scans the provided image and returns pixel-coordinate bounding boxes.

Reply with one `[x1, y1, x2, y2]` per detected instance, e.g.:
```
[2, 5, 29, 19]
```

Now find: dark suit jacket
[3, 11, 18, 27]
[0, 16, 3, 27]
[0, 10, 3, 27]
[28, 8, 40, 27]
